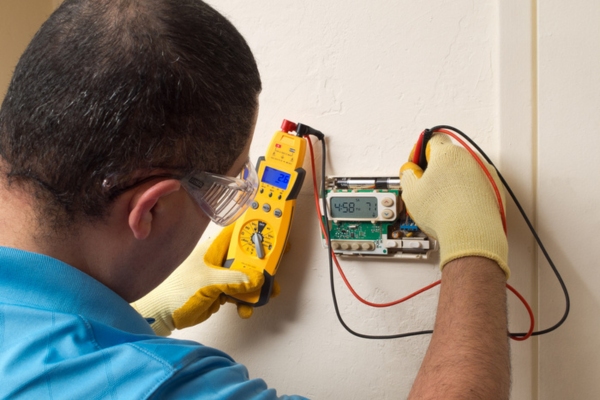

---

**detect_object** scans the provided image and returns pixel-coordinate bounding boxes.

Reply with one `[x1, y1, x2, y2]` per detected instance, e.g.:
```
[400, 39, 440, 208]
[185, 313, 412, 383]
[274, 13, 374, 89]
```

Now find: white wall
[174, 1, 535, 399]
[537, 1, 600, 399]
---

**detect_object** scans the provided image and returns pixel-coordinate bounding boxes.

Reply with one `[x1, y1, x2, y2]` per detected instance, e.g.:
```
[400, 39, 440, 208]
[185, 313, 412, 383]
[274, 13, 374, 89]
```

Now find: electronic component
[328, 192, 399, 221]
[224, 120, 306, 306]
[321, 176, 437, 258]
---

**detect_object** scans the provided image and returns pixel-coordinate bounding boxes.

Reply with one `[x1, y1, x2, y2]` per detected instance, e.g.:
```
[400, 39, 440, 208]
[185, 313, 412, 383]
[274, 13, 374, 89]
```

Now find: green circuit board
[329, 221, 391, 241]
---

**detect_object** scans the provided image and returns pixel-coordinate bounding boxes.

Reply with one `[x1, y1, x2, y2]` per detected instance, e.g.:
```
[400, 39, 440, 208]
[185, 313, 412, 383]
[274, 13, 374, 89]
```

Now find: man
[0, 0, 510, 398]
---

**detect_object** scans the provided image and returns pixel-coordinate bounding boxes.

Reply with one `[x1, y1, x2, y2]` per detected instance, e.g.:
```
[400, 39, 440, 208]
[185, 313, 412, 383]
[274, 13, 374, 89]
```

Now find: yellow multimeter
[224, 119, 306, 307]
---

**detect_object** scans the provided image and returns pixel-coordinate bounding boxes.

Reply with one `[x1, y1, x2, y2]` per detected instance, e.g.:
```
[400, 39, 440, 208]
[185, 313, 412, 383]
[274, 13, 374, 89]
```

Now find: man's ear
[128, 179, 182, 240]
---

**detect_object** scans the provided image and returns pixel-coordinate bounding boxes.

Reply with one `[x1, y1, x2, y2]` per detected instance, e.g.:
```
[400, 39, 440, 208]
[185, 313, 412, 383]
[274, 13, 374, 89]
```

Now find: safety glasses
[103, 158, 258, 227]
[180, 158, 258, 226]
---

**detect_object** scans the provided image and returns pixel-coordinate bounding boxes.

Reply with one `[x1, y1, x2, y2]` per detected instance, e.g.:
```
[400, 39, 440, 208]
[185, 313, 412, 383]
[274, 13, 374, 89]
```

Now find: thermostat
[321, 176, 438, 259]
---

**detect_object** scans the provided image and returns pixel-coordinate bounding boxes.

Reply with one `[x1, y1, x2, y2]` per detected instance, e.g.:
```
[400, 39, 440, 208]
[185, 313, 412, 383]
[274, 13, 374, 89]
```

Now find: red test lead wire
[306, 133, 535, 341]
[306, 137, 441, 309]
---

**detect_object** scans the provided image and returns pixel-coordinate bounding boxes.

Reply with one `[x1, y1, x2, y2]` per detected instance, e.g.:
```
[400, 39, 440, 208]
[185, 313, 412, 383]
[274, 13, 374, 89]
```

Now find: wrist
[443, 256, 508, 283]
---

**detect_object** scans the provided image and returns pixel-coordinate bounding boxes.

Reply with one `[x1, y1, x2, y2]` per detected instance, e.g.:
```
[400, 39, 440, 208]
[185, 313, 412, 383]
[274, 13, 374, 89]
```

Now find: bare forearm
[409, 257, 510, 400]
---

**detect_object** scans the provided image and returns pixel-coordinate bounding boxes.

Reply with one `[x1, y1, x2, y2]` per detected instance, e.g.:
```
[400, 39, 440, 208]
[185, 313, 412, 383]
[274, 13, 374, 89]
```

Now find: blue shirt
[0, 247, 306, 399]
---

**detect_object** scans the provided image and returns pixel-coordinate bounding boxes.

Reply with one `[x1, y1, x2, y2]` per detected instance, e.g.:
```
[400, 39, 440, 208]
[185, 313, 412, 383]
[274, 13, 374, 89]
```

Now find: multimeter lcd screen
[330, 196, 378, 219]
[262, 166, 291, 189]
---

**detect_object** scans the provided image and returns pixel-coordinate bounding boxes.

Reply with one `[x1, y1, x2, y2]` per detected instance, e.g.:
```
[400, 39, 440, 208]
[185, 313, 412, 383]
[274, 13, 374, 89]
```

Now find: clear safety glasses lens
[182, 159, 258, 226]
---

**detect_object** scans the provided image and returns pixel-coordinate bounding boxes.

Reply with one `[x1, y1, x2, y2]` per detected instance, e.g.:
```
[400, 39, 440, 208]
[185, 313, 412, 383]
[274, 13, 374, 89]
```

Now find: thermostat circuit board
[321, 176, 438, 259]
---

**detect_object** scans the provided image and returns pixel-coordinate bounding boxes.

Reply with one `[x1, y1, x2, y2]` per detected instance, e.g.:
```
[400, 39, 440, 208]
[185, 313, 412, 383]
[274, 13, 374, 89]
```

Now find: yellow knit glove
[131, 224, 265, 336]
[399, 133, 509, 278]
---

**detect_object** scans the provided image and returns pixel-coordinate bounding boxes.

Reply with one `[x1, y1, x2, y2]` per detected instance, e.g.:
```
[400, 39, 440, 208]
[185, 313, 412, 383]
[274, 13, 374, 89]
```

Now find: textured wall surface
[537, 1, 600, 399]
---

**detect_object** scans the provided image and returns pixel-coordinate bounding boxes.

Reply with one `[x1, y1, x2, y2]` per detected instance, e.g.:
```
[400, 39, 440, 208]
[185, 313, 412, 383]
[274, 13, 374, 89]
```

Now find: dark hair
[0, 0, 261, 230]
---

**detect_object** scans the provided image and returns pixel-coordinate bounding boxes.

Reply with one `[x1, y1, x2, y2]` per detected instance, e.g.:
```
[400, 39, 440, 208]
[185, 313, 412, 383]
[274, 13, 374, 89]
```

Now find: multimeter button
[274, 209, 282, 218]
[382, 210, 394, 219]
[278, 194, 282, 200]
[262, 204, 271, 212]
[251, 201, 259, 209]
[381, 197, 394, 207]
[260, 188, 264, 194]
[268, 192, 273, 198]
[341, 243, 350, 250]
[351, 243, 360, 250]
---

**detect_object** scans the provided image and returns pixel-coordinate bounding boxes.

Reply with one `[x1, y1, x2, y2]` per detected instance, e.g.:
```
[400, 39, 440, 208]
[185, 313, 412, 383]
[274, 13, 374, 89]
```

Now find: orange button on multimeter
[224, 120, 306, 307]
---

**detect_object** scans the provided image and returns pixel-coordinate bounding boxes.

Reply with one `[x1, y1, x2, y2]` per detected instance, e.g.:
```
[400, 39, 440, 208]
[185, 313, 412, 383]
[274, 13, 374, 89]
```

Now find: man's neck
[0, 182, 100, 286]
[0, 184, 45, 251]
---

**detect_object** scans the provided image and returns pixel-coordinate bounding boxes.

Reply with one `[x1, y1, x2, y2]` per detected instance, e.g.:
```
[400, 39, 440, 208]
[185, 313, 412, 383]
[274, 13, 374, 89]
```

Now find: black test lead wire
[302, 123, 568, 339]
[429, 125, 570, 337]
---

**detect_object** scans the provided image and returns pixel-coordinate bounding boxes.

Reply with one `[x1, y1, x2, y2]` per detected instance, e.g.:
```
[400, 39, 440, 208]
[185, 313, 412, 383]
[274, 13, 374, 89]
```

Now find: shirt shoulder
[0, 303, 306, 399]
[0, 248, 307, 399]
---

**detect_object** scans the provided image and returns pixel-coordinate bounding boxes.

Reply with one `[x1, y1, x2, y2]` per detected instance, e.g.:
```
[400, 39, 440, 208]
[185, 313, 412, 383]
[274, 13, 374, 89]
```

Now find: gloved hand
[131, 224, 266, 336]
[399, 133, 509, 278]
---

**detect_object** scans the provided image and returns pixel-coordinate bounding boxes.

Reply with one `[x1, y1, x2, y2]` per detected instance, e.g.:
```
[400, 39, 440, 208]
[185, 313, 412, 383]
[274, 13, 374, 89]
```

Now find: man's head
[0, 0, 261, 233]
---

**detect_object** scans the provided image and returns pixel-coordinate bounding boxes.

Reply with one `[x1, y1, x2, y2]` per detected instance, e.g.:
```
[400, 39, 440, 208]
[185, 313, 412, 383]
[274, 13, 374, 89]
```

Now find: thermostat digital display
[262, 166, 291, 190]
[330, 196, 378, 219]
[325, 191, 398, 222]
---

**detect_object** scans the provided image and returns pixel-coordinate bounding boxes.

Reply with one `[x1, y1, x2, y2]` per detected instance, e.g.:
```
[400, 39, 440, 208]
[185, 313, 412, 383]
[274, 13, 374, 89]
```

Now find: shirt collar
[0, 246, 154, 335]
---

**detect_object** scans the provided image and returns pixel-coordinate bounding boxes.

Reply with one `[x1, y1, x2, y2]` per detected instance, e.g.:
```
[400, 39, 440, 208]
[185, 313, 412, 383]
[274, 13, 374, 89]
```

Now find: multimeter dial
[239, 220, 274, 259]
